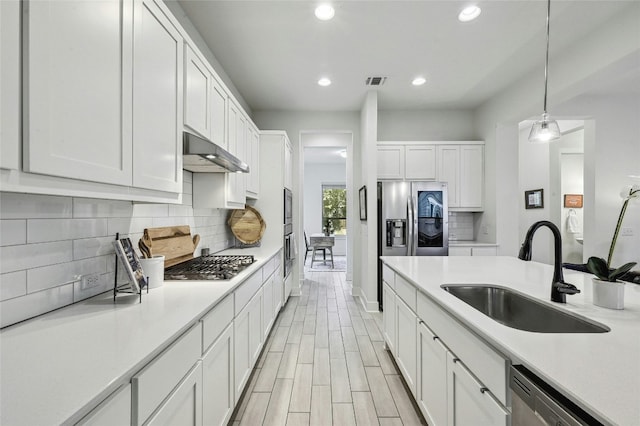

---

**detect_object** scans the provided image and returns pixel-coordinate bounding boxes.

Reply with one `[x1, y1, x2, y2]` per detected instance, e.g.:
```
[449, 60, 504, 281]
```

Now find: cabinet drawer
[417, 292, 508, 405]
[382, 264, 395, 290]
[201, 293, 234, 353]
[262, 256, 276, 281]
[395, 274, 416, 311]
[76, 384, 131, 426]
[132, 322, 202, 426]
[235, 267, 263, 314]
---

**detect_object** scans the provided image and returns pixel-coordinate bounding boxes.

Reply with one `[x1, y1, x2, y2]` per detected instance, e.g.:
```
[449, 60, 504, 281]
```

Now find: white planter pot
[592, 278, 625, 310]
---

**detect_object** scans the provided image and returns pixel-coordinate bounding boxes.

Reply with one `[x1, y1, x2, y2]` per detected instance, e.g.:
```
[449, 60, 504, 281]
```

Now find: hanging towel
[566, 209, 580, 233]
[291, 232, 299, 256]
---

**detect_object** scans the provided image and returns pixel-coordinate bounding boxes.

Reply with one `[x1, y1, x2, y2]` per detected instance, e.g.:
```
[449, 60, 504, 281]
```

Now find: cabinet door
[395, 295, 417, 396]
[184, 46, 210, 138]
[417, 322, 448, 426]
[233, 302, 251, 402]
[1, 0, 20, 170]
[448, 247, 472, 256]
[471, 246, 497, 256]
[202, 324, 234, 426]
[132, 0, 183, 193]
[76, 384, 131, 426]
[377, 146, 405, 179]
[405, 145, 436, 180]
[262, 273, 275, 339]
[249, 288, 264, 364]
[459, 145, 484, 210]
[437, 146, 459, 207]
[447, 353, 509, 426]
[226, 101, 246, 208]
[23, 0, 133, 185]
[273, 266, 283, 315]
[146, 362, 203, 426]
[284, 137, 293, 190]
[210, 77, 228, 149]
[382, 283, 396, 354]
[246, 124, 260, 199]
[284, 272, 292, 303]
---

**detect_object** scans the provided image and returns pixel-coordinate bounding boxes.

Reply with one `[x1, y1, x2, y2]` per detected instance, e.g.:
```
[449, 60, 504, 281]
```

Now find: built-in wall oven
[283, 188, 294, 279]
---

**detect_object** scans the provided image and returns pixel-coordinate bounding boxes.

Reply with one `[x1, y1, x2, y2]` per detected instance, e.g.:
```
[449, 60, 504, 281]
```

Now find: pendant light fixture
[529, 0, 561, 143]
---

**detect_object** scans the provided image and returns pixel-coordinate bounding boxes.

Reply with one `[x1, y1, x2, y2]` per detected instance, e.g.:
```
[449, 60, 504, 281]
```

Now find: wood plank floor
[230, 270, 427, 426]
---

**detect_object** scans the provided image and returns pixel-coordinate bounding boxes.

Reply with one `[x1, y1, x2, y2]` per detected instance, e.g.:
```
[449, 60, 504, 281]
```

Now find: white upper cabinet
[227, 103, 246, 207]
[246, 122, 260, 199]
[210, 77, 228, 150]
[132, 0, 183, 193]
[377, 145, 405, 179]
[23, 0, 133, 185]
[378, 142, 484, 211]
[1, 0, 21, 171]
[184, 46, 211, 139]
[405, 145, 436, 180]
[437, 145, 460, 207]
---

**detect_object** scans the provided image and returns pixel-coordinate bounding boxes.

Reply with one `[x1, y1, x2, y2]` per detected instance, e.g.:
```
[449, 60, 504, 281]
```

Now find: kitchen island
[0, 245, 282, 425]
[380, 255, 640, 426]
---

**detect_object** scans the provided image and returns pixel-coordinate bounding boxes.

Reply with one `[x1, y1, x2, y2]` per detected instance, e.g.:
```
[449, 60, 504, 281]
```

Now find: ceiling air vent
[365, 76, 387, 86]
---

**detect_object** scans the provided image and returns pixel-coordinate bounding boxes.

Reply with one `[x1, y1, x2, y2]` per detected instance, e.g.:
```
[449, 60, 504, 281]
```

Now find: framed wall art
[359, 185, 367, 220]
[525, 189, 544, 209]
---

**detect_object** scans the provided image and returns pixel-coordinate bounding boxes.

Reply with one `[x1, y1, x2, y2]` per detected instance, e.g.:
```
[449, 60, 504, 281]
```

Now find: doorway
[300, 132, 353, 282]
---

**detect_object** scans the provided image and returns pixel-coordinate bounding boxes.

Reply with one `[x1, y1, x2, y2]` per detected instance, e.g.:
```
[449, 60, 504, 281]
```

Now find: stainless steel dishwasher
[510, 365, 603, 426]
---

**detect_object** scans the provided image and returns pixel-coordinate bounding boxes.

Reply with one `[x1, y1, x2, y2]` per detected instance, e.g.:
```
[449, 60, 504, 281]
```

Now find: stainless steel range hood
[183, 131, 249, 173]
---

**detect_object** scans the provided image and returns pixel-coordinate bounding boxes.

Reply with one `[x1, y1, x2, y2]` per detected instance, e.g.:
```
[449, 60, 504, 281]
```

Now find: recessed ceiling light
[315, 4, 335, 21]
[318, 77, 331, 87]
[458, 5, 481, 22]
[412, 77, 427, 86]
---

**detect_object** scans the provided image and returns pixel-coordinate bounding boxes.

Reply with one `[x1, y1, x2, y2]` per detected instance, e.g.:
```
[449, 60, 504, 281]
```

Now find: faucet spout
[518, 220, 580, 303]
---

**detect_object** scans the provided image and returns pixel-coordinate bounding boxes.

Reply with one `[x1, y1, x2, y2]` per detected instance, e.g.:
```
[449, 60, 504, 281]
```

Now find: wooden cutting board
[140, 225, 200, 268]
[228, 206, 266, 245]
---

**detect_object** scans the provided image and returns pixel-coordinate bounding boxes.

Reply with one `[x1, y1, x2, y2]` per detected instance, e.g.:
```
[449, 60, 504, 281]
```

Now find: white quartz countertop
[380, 256, 640, 426]
[448, 241, 498, 247]
[0, 245, 280, 426]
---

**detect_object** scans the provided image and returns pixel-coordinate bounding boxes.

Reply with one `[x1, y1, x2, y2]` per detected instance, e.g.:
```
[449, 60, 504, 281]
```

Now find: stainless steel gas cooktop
[164, 255, 255, 281]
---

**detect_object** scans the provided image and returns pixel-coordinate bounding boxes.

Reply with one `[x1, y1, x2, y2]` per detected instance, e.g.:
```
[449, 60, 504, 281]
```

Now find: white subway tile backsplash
[0, 271, 27, 301]
[0, 220, 27, 246]
[27, 218, 108, 243]
[0, 193, 72, 219]
[27, 256, 108, 293]
[132, 203, 169, 217]
[0, 241, 73, 274]
[1, 284, 74, 328]
[0, 191, 233, 328]
[73, 237, 117, 260]
[448, 212, 475, 241]
[73, 198, 133, 218]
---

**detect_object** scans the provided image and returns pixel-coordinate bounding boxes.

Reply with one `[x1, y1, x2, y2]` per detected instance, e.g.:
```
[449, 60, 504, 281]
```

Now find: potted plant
[586, 184, 639, 309]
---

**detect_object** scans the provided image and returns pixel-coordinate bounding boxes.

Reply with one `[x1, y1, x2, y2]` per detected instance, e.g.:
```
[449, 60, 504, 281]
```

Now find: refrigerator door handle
[407, 196, 414, 256]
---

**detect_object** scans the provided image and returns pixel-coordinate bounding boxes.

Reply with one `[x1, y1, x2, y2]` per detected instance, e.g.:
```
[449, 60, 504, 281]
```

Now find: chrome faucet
[518, 220, 580, 303]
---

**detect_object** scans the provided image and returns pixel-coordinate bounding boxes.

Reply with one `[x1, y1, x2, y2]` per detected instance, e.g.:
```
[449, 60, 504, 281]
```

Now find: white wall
[378, 109, 476, 141]
[474, 3, 640, 267]
[0, 172, 234, 328]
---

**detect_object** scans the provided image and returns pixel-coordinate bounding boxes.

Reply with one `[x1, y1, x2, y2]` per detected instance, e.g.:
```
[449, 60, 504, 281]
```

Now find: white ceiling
[176, 0, 638, 112]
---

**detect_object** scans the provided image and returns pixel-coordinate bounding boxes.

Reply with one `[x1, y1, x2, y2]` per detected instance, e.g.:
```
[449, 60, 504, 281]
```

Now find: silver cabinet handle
[480, 387, 489, 394]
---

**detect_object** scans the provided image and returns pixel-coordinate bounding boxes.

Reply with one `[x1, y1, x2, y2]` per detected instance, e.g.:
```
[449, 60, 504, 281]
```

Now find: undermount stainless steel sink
[441, 285, 610, 333]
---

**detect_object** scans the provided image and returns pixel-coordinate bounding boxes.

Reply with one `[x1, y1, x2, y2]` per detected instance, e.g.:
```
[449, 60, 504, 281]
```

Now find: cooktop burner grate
[164, 255, 255, 280]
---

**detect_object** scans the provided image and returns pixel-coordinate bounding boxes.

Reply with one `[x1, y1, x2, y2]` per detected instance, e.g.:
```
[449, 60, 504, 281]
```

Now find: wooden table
[309, 234, 335, 268]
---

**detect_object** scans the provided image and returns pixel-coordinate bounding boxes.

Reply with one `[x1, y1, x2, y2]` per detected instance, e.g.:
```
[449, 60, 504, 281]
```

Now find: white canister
[139, 255, 165, 289]
[592, 278, 625, 310]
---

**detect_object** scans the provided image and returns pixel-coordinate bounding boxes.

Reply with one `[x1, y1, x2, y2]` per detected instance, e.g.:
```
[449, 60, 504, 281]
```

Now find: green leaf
[609, 262, 637, 281]
[587, 257, 610, 280]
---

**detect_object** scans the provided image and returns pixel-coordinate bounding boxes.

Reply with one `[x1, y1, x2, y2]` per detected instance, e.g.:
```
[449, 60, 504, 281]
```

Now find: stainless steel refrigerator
[377, 181, 449, 309]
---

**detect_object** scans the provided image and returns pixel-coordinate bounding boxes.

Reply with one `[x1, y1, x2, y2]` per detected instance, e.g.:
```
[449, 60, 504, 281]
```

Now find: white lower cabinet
[146, 362, 203, 426]
[132, 323, 202, 425]
[382, 283, 396, 354]
[249, 289, 264, 364]
[76, 384, 131, 426]
[395, 295, 417, 396]
[447, 353, 509, 426]
[273, 266, 283, 315]
[233, 299, 251, 402]
[202, 323, 234, 426]
[417, 322, 448, 426]
[262, 273, 275, 339]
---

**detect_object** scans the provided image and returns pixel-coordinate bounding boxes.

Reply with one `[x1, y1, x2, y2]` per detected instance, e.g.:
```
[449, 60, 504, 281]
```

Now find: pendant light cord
[543, 0, 551, 115]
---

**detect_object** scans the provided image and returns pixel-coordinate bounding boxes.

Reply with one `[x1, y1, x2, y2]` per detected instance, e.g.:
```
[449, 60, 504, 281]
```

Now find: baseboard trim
[354, 287, 379, 312]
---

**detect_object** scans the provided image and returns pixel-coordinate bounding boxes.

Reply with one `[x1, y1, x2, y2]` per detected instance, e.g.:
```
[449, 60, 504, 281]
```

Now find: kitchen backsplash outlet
[448, 212, 475, 241]
[0, 172, 234, 328]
